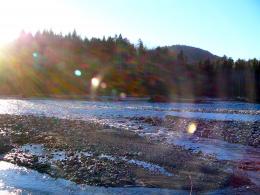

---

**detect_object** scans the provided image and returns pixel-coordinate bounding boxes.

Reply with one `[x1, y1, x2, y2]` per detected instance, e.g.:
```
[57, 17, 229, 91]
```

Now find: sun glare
[0, 0, 80, 46]
[0, 30, 17, 47]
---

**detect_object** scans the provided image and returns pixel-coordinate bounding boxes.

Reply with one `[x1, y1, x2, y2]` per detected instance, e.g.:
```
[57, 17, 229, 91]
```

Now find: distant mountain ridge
[167, 45, 220, 64]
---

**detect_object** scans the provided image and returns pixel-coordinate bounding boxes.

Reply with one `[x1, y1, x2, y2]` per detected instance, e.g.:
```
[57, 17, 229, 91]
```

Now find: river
[0, 99, 259, 194]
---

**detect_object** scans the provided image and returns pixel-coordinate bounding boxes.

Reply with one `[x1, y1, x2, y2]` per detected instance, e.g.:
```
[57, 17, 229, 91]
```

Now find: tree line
[0, 30, 259, 102]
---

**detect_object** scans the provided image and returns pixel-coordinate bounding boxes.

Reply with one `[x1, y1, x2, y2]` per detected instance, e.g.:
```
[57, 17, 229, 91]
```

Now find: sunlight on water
[0, 100, 21, 114]
[0, 161, 14, 171]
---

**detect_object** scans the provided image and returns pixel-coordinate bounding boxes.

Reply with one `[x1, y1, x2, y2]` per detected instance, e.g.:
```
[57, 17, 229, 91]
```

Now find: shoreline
[0, 95, 260, 104]
[0, 114, 259, 193]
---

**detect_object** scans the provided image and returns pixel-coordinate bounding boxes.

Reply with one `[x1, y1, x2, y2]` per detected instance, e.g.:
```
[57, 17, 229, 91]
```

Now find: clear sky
[0, 0, 259, 59]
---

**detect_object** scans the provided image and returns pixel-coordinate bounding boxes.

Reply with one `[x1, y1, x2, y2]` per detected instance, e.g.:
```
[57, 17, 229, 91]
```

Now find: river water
[1, 99, 260, 121]
[0, 99, 259, 194]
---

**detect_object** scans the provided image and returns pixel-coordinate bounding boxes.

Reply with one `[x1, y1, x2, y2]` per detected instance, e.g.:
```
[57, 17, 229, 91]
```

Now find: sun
[0, 0, 28, 46]
[0, 30, 18, 47]
[0, 0, 75, 47]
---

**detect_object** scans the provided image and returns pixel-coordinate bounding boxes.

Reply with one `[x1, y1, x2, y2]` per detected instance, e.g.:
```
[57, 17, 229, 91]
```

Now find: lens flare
[100, 82, 107, 89]
[91, 77, 100, 88]
[187, 122, 197, 134]
[120, 92, 126, 99]
[74, 69, 82, 77]
[32, 52, 38, 58]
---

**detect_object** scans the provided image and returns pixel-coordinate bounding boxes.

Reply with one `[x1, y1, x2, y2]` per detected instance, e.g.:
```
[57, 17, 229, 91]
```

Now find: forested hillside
[167, 45, 219, 63]
[0, 30, 259, 102]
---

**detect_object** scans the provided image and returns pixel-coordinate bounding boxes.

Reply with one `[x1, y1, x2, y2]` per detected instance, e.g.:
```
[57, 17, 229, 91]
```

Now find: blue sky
[0, 0, 259, 59]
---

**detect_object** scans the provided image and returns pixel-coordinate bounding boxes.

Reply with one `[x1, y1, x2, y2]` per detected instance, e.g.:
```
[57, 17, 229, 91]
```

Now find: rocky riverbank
[129, 116, 260, 147]
[0, 114, 259, 193]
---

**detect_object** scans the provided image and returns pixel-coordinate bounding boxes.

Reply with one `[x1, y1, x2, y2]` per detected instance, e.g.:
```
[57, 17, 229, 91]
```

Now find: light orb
[187, 122, 197, 134]
[91, 77, 100, 88]
[74, 69, 82, 77]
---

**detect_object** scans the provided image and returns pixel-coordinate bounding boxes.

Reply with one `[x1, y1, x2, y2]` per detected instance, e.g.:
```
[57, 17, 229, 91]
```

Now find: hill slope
[168, 45, 219, 64]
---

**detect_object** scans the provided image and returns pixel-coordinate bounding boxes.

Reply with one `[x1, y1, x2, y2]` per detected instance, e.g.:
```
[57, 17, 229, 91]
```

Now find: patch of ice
[13, 144, 93, 164]
[170, 137, 260, 161]
[81, 152, 93, 157]
[0, 161, 186, 194]
[98, 154, 173, 176]
[20, 144, 44, 156]
[245, 171, 260, 186]
[51, 151, 67, 161]
[99, 154, 116, 161]
[126, 159, 173, 176]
